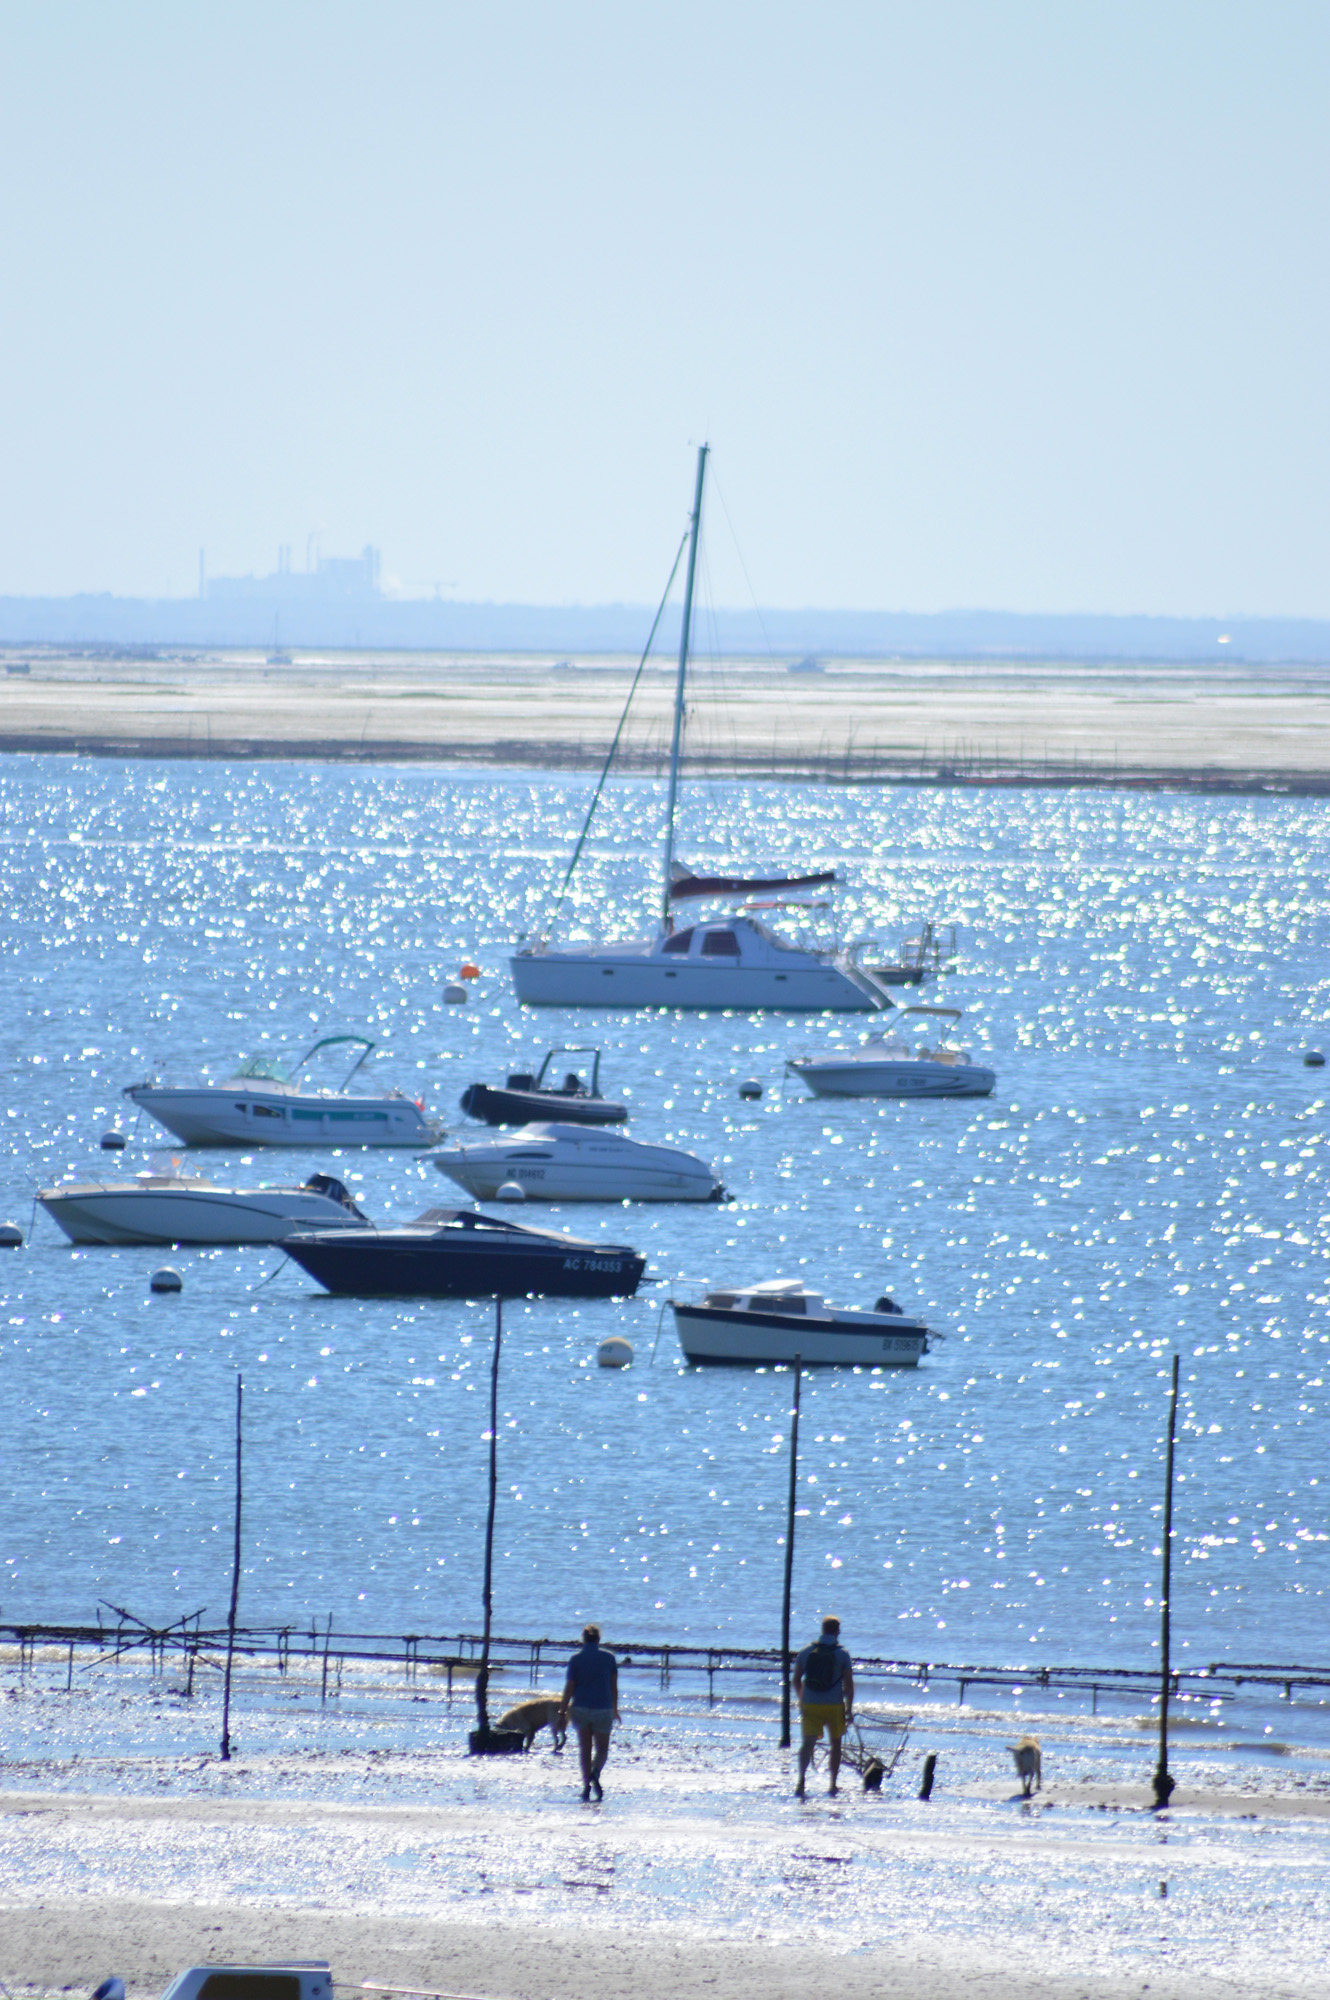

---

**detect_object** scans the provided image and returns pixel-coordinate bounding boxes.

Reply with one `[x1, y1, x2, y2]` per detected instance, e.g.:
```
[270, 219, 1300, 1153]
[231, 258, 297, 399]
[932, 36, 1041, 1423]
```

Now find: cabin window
[252, 1103, 284, 1118]
[700, 929, 740, 958]
[758, 1294, 806, 1314]
[661, 928, 694, 954]
[199, 1978, 301, 2000]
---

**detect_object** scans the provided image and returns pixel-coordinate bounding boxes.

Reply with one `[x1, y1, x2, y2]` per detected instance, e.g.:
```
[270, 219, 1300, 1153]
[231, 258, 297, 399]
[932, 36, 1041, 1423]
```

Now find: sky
[0, 1, 1327, 615]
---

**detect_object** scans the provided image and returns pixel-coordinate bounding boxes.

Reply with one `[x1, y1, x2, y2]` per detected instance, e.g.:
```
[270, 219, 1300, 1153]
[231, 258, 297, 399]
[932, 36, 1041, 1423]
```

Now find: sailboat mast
[661, 442, 708, 929]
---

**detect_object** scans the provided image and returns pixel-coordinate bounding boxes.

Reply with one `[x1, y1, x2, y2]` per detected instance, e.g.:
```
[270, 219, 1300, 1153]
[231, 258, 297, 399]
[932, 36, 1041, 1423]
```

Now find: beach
[2, 650, 1329, 787]
[4, 1656, 1330, 2000]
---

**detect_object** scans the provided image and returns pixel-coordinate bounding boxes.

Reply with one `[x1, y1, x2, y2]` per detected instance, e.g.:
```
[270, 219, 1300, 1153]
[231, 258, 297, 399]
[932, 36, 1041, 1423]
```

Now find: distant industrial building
[203, 546, 381, 601]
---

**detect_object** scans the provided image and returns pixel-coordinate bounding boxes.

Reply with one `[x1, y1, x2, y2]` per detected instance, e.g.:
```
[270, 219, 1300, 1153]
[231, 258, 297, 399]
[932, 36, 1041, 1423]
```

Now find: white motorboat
[124, 1035, 442, 1147]
[427, 1122, 726, 1202]
[510, 447, 891, 1014]
[37, 1170, 369, 1246]
[785, 1006, 996, 1099]
[671, 1278, 932, 1366]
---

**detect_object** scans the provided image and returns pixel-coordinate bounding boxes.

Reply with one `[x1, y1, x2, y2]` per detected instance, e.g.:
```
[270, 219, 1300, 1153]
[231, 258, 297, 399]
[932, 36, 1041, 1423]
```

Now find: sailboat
[510, 447, 891, 1012]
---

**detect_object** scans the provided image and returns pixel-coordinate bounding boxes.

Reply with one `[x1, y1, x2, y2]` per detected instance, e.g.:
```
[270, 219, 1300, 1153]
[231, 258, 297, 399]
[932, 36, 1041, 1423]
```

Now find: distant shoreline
[1, 730, 1328, 796]
[3, 649, 1329, 794]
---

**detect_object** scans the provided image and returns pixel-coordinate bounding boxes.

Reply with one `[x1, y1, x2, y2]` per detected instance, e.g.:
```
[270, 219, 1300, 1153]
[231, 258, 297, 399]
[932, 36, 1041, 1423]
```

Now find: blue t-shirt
[566, 1641, 617, 1709]
[796, 1640, 850, 1704]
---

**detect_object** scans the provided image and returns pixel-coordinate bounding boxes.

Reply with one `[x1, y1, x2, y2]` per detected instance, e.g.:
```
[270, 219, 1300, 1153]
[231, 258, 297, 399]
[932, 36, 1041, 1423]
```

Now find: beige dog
[495, 1697, 566, 1752]
[1010, 1735, 1042, 1797]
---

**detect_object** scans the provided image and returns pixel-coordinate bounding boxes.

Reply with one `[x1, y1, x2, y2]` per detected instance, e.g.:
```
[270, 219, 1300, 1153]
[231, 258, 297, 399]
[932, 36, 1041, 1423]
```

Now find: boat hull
[38, 1186, 365, 1247]
[433, 1157, 720, 1202]
[672, 1303, 929, 1366]
[284, 1234, 646, 1298]
[459, 1082, 627, 1126]
[511, 952, 882, 1011]
[787, 1060, 995, 1099]
[126, 1086, 437, 1147]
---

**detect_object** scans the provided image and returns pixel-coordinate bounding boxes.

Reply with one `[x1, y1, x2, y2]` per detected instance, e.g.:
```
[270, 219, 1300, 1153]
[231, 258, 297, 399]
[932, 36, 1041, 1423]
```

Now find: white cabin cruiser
[124, 1035, 441, 1147]
[37, 1170, 368, 1246]
[786, 1006, 996, 1099]
[510, 446, 891, 1015]
[428, 1122, 726, 1202]
[671, 1278, 932, 1366]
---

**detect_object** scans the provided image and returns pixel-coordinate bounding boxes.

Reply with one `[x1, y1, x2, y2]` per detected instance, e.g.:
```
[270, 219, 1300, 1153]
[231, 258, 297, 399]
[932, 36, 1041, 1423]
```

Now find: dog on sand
[1009, 1735, 1042, 1796]
[495, 1697, 566, 1752]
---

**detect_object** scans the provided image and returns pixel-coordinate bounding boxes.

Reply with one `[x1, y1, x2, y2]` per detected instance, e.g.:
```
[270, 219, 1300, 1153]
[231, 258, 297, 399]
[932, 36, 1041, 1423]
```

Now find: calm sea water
[2, 756, 1327, 1682]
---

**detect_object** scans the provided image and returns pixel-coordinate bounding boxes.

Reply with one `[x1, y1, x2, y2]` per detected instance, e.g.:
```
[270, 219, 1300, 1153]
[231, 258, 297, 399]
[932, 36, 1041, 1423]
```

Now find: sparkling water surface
[2, 757, 1328, 1685]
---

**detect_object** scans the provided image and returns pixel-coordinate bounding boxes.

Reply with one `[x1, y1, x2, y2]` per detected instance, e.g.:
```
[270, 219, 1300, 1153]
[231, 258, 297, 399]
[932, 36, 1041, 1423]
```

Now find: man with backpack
[793, 1615, 854, 1797]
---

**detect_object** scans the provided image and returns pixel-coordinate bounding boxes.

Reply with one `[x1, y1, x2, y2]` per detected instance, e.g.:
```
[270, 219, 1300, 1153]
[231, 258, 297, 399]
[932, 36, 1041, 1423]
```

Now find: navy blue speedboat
[283, 1206, 646, 1299]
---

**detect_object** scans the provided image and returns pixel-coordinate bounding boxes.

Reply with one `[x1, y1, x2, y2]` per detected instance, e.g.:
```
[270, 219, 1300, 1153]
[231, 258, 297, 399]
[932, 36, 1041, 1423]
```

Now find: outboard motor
[505, 1073, 535, 1091]
[303, 1173, 363, 1215]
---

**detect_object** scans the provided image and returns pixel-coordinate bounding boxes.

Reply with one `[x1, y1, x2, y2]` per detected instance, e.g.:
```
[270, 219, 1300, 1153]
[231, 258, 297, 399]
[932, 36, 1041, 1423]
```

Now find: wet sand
[2, 650, 1329, 788]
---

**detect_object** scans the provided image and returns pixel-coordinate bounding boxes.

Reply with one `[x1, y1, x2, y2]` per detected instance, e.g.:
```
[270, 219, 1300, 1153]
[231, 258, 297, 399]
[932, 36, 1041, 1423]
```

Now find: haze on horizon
[0, 1, 1326, 620]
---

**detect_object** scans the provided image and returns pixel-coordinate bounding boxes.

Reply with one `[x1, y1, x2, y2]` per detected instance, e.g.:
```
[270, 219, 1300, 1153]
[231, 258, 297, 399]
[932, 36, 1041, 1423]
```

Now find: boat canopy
[668, 864, 837, 903]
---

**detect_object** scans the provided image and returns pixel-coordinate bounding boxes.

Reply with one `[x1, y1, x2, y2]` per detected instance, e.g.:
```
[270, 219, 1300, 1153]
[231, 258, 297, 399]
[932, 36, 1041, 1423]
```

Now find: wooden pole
[779, 1355, 803, 1748]
[220, 1372, 243, 1761]
[476, 1297, 502, 1737]
[1152, 1353, 1180, 1809]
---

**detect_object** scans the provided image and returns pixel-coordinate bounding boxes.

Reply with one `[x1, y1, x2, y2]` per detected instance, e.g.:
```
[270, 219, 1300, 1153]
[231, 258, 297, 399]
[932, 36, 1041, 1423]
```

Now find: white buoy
[738, 1078, 762, 1100]
[150, 1266, 183, 1293]
[443, 983, 468, 1003]
[100, 1129, 127, 1150]
[496, 1180, 527, 1202]
[598, 1336, 633, 1368]
[0, 1222, 23, 1248]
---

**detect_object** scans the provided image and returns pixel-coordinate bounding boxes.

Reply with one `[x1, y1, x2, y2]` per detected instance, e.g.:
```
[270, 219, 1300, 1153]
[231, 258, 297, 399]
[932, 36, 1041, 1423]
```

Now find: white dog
[1010, 1735, 1042, 1797]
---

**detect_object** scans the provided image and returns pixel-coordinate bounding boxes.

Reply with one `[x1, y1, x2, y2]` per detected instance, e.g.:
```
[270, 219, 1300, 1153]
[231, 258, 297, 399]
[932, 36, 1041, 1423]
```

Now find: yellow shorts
[800, 1701, 847, 1742]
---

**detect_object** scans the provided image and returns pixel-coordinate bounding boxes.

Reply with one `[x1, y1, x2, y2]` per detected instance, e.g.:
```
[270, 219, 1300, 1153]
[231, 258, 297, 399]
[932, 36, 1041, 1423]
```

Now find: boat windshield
[231, 1054, 294, 1083]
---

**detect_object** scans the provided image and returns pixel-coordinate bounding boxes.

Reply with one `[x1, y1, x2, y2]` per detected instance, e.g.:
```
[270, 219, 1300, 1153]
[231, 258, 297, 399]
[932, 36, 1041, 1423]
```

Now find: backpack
[803, 1641, 841, 1694]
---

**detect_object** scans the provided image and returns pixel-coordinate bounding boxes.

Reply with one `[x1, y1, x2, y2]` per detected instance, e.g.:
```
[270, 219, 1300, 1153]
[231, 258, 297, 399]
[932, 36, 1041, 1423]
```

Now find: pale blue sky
[1, 1, 1326, 614]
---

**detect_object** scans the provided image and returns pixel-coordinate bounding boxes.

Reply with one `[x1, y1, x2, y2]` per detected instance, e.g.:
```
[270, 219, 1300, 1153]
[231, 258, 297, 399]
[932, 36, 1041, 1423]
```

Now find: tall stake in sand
[779, 1356, 803, 1748]
[1152, 1353, 1180, 1809]
[476, 1298, 502, 1736]
[220, 1372, 243, 1762]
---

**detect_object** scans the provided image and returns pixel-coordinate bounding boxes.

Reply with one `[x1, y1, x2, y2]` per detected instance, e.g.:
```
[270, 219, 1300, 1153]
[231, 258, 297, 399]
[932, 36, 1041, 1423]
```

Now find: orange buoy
[459, 961, 481, 980]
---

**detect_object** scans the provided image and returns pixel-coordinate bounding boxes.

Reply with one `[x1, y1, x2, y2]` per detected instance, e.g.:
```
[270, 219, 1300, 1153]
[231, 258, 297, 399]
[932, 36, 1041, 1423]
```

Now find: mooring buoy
[496, 1180, 527, 1202]
[598, 1336, 633, 1368]
[0, 1222, 22, 1248]
[1304, 1050, 1325, 1068]
[150, 1266, 183, 1293]
[100, 1129, 127, 1150]
[738, 1078, 762, 1101]
[443, 983, 468, 1003]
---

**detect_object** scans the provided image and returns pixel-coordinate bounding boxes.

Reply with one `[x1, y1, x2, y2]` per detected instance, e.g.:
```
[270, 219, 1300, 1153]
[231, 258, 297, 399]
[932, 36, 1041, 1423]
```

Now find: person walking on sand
[794, 1615, 854, 1797]
[558, 1623, 620, 1802]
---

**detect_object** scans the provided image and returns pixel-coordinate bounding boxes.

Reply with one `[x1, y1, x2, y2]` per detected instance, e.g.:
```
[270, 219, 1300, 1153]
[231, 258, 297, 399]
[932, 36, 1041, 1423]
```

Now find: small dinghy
[428, 1122, 725, 1202]
[283, 1207, 646, 1298]
[459, 1046, 627, 1126]
[785, 1006, 995, 1099]
[671, 1278, 932, 1366]
[37, 1170, 368, 1246]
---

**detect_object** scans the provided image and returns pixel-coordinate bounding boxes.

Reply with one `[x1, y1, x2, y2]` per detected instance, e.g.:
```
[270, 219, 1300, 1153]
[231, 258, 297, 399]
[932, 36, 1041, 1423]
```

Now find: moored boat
[671, 1278, 931, 1366]
[510, 447, 892, 1014]
[37, 1170, 368, 1246]
[459, 1046, 627, 1126]
[785, 1006, 996, 1099]
[124, 1035, 441, 1147]
[283, 1207, 646, 1298]
[428, 1121, 725, 1202]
